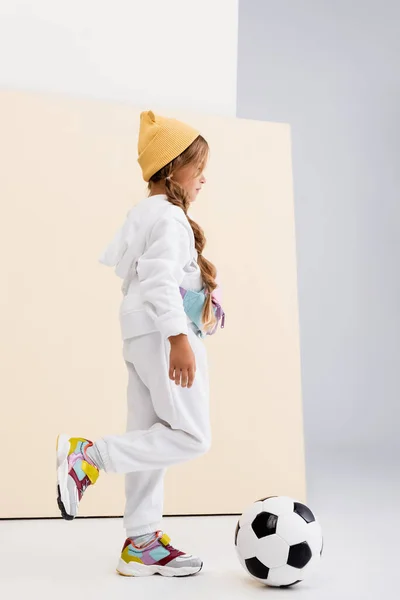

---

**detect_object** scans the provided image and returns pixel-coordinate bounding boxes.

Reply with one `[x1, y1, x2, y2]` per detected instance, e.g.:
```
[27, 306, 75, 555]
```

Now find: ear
[140, 110, 156, 123]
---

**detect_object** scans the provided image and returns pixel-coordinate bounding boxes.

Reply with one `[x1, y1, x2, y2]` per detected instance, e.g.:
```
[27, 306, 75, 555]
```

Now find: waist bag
[179, 286, 225, 338]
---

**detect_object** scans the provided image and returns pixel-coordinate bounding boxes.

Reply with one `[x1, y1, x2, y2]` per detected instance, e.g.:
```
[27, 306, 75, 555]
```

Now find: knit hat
[137, 110, 200, 182]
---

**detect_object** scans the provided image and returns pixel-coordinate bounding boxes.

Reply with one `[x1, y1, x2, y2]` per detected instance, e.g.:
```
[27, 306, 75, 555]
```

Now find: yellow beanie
[137, 110, 200, 182]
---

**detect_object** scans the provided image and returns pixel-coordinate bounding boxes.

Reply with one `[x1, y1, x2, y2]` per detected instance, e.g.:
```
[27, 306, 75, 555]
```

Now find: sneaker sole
[56, 434, 75, 520]
[116, 558, 203, 578]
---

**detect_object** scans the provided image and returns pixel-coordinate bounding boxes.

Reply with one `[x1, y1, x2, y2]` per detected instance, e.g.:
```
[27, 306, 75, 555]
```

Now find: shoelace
[158, 535, 177, 553]
[81, 478, 90, 493]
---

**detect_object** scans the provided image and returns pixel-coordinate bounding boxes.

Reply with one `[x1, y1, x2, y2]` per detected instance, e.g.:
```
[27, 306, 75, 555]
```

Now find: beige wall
[0, 90, 306, 517]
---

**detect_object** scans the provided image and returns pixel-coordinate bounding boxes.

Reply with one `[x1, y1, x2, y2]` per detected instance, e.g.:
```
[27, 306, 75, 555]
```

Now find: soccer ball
[235, 496, 323, 588]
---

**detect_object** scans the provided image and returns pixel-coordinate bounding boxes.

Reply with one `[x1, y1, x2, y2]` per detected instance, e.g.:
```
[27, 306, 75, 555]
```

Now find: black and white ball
[235, 496, 323, 588]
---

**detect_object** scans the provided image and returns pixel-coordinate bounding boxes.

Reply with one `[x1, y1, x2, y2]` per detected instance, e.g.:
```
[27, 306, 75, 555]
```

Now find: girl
[56, 110, 225, 578]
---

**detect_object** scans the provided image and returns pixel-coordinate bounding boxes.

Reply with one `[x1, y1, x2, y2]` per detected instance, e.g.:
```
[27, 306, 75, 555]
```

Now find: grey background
[237, 0, 400, 476]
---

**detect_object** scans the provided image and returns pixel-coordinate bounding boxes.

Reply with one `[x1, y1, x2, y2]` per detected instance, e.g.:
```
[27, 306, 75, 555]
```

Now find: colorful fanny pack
[179, 286, 225, 339]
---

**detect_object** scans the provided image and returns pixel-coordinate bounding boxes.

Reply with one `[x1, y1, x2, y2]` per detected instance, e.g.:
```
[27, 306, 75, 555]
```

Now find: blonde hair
[148, 135, 218, 333]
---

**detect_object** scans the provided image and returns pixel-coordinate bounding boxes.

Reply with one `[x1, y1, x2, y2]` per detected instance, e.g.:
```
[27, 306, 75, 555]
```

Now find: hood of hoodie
[98, 206, 138, 280]
[98, 194, 194, 282]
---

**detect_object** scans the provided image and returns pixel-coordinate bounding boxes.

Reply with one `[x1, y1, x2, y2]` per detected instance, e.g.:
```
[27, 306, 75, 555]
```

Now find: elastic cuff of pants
[94, 438, 115, 473]
[126, 521, 163, 538]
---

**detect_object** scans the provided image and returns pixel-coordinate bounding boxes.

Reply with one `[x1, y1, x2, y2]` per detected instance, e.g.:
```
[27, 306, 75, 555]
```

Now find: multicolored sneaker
[116, 531, 203, 577]
[56, 434, 99, 520]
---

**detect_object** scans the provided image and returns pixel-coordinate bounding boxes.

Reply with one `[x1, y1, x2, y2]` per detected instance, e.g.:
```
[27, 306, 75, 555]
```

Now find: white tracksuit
[96, 194, 211, 536]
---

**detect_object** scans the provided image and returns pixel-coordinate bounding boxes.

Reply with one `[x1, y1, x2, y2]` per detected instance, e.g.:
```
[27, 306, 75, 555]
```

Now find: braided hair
[148, 135, 218, 333]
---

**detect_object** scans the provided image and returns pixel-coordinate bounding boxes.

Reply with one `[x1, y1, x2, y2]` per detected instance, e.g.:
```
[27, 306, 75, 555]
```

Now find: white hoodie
[98, 194, 203, 340]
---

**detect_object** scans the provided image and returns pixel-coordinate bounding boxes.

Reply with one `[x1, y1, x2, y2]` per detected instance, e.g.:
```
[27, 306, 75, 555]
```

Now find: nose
[200, 174, 207, 184]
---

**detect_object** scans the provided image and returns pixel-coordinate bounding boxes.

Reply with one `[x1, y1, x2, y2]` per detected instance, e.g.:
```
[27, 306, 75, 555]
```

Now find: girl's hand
[168, 334, 196, 388]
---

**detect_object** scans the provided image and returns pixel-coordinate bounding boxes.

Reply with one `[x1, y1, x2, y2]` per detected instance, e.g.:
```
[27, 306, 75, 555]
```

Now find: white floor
[0, 447, 397, 599]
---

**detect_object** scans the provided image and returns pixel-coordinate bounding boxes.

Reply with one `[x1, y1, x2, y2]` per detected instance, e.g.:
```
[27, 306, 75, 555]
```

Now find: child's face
[174, 163, 207, 203]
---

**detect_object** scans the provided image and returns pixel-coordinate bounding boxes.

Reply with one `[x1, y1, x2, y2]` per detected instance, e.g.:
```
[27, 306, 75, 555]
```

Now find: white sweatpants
[95, 323, 211, 537]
